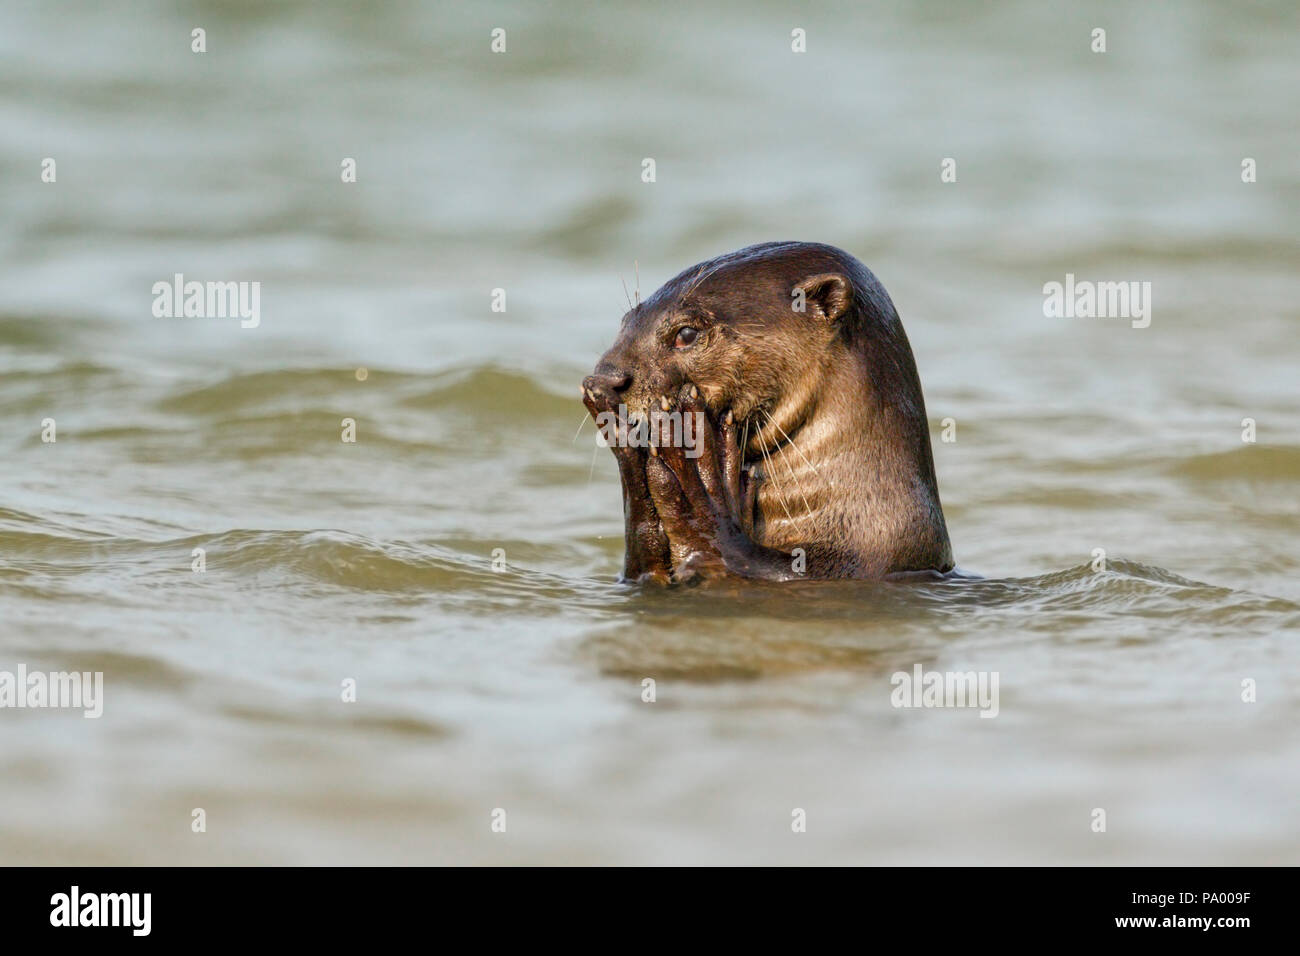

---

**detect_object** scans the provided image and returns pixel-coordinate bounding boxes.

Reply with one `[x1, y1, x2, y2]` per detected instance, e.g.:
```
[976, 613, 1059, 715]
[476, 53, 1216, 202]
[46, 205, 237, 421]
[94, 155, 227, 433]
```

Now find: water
[1, 0, 1297, 864]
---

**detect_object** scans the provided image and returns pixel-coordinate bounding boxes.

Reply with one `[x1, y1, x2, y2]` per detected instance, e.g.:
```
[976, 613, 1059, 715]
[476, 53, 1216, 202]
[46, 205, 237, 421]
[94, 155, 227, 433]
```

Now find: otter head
[585, 246, 856, 445]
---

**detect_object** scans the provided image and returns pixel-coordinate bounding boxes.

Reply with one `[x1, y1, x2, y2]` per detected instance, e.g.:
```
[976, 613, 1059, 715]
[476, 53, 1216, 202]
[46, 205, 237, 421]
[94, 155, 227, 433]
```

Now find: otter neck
[743, 345, 849, 526]
[742, 338, 837, 462]
[746, 346, 942, 567]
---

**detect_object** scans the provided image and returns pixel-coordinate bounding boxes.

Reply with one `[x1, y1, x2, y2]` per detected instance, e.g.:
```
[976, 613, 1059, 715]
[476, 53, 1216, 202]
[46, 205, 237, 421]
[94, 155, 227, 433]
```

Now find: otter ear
[792, 273, 852, 322]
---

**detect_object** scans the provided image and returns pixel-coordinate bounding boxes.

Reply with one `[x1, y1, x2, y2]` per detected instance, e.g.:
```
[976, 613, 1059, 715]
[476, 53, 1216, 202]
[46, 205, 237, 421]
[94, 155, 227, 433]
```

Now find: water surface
[1, 0, 1297, 864]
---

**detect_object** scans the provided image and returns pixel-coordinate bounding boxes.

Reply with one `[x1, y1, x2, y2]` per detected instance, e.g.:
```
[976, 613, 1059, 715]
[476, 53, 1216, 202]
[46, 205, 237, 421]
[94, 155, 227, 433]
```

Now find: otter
[581, 241, 953, 583]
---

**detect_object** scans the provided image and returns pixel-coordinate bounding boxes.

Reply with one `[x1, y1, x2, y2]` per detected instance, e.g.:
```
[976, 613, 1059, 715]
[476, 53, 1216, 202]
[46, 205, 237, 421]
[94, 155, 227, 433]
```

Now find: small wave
[155, 367, 425, 416]
[397, 363, 577, 418]
[577, 559, 1300, 680]
[135, 364, 582, 457]
[1169, 445, 1300, 483]
[0, 517, 611, 607]
[0, 313, 107, 350]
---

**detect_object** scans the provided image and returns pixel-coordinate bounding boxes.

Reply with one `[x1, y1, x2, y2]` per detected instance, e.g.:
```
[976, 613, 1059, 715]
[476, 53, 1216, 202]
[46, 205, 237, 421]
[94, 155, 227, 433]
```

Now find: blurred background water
[0, 0, 1297, 864]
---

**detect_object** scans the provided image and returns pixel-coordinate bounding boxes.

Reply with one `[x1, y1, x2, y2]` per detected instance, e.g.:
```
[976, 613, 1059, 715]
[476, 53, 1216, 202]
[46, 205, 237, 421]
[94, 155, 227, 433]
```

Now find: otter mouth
[581, 370, 810, 482]
[581, 376, 709, 458]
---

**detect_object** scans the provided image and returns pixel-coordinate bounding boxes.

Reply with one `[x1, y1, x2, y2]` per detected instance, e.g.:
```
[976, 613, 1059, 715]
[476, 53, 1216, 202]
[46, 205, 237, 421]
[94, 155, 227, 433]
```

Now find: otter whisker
[634, 260, 640, 308]
[757, 433, 795, 526]
[740, 415, 754, 513]
[761, 409, 822, 480]
[588, 441, 601, 483]
[573, 415, 590, 443]
[761, 410, 814, 517]
[619, 276, 634, 312]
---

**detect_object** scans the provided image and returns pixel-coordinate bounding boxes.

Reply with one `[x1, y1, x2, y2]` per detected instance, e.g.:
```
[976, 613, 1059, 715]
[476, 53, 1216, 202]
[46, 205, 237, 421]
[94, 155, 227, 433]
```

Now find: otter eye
[674, 326, 699, 348]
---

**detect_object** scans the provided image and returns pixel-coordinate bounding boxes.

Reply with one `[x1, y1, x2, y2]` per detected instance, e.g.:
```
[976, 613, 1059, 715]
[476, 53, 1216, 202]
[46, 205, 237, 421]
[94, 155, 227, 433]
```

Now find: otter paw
[581, 376, 673, 582]
[642, 387, 767, 579]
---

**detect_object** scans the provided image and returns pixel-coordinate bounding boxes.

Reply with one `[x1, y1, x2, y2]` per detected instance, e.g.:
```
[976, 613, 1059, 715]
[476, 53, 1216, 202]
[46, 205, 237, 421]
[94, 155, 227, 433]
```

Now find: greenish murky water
[1, 0, 1297, 864]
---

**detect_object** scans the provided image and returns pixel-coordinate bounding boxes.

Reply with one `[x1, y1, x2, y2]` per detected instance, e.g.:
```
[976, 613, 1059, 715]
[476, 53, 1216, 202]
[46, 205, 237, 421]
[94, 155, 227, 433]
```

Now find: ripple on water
[575, 561, 1300, 680]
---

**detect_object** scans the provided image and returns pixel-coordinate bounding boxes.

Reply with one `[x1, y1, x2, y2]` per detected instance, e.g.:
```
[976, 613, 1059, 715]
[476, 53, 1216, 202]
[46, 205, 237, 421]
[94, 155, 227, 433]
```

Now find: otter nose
[583, 367, 631, 393]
